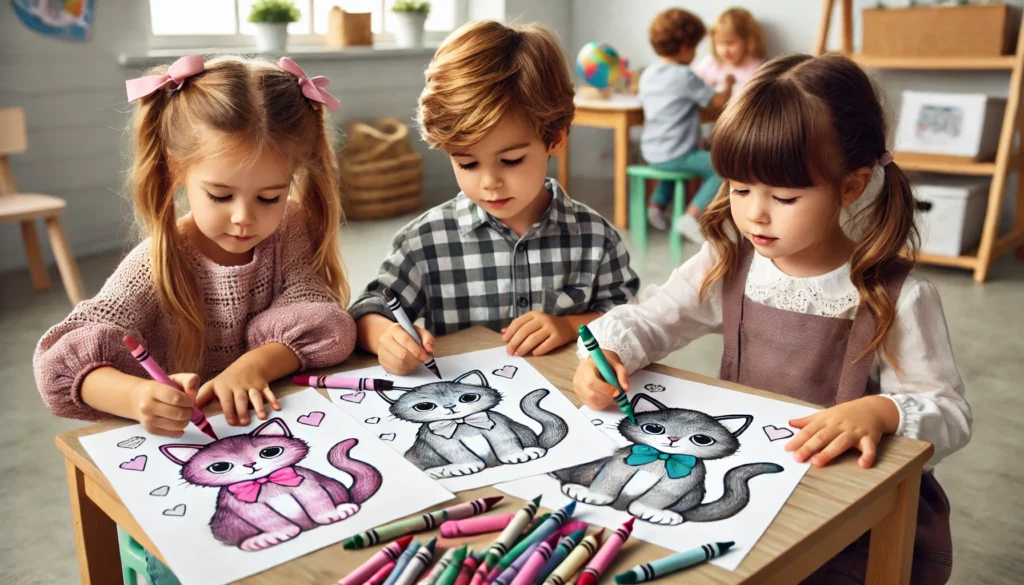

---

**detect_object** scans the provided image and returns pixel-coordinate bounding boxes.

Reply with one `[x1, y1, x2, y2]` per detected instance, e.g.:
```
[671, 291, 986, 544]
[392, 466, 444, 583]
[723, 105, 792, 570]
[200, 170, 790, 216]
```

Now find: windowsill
[118, 43, 440, 67]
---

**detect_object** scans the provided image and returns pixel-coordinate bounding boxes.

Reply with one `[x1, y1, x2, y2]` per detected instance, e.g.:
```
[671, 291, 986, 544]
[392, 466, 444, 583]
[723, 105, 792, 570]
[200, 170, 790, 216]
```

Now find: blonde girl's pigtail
[128, 85, 206, 373]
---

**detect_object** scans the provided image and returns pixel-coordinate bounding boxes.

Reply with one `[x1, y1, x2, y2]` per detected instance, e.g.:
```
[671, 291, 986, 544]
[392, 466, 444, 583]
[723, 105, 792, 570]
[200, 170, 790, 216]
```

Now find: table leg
[558, 135, 571, 194]
[66, 459, 123, 585]
[614, 115, 630, 229]
[865, 473, 921, 585]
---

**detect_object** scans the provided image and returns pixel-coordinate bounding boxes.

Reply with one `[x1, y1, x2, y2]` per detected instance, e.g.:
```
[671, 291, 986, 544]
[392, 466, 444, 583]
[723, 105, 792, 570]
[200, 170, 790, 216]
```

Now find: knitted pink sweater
[34, 202, 356, 421]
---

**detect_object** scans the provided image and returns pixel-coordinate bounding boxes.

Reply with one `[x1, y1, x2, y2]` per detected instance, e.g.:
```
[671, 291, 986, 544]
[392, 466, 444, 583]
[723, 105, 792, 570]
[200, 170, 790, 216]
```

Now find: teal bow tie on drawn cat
[625, 445, 697, 479]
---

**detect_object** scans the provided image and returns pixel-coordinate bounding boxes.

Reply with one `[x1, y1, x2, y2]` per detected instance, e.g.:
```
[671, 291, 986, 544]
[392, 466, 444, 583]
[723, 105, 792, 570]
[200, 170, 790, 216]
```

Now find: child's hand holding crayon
[573, 350, 630, 410]
[377, 322, 436, 376]
[130, 373, 200, 437]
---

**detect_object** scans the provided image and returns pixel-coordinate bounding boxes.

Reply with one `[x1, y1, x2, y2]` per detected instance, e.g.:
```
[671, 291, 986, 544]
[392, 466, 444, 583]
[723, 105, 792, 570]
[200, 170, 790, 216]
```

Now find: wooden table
[57, 327, 931, 584]
[559, 95, 644, 229]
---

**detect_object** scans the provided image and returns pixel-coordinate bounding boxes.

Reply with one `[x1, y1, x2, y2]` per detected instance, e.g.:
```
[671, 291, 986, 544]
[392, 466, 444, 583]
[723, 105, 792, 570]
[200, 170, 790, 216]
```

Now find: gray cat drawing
[553, 394, 783, 526]
[380, 370, 569, 479]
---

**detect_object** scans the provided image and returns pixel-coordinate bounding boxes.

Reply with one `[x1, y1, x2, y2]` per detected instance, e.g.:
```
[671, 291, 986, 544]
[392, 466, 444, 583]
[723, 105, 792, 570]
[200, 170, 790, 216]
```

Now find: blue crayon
[538, 529, 586, 582]
[614, 541, 735, 584]
[381, 541, 421, 585]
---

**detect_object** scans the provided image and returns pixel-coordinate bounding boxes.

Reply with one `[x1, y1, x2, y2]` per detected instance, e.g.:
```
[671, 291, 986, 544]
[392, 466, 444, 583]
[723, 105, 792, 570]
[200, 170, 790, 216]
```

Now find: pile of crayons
[336, 494, 733, 584]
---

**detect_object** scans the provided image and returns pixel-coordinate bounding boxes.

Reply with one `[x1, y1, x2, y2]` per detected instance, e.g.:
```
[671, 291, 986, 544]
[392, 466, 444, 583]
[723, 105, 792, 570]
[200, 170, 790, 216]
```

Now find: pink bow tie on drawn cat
[160, 418, 382, 552]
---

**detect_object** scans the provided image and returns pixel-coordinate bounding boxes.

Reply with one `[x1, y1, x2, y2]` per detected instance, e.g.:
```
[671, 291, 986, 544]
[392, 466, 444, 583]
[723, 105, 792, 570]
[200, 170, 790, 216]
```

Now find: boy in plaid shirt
[351, 21, 639, 375]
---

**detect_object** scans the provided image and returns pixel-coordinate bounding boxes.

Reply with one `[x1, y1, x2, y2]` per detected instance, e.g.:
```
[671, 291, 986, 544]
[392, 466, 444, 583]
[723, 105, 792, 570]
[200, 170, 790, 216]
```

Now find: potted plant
[249, 0, 301, 53]
[392, 0, 431, 48]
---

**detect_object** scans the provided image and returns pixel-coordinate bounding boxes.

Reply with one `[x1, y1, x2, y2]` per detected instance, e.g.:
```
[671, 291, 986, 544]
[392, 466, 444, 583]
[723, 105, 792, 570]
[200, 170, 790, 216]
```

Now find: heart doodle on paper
[365, 417, 380, 424]
[341, 391, 365, 404]
[162, 504, 186, 517]
[297, 411, 325, 427]
[763, 425, 795, 442]
[379, 433, 396, 441]
[150, 485, 170, 497]
[492, 365, 518, 379]
[644, 383, 666, 393]
[117, 436, 146, 449]
[120, 455, 147, 472]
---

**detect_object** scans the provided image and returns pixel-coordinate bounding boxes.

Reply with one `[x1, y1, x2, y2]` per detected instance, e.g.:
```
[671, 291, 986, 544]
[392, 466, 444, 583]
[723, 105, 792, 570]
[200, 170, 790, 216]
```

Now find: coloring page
[498, 370, 817, 571]
[327, 347, 617, 492]
[80, 388, 452, 585]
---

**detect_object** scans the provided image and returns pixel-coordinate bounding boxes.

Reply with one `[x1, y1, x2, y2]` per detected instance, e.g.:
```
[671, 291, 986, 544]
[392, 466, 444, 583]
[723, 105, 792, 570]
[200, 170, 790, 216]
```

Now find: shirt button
[517, 296, 529, 308]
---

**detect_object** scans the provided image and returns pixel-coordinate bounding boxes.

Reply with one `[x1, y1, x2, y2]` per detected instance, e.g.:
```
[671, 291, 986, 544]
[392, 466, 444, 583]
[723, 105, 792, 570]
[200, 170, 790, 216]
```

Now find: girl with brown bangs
[35, 56, 355, 437]
[573, 53, 970, 584]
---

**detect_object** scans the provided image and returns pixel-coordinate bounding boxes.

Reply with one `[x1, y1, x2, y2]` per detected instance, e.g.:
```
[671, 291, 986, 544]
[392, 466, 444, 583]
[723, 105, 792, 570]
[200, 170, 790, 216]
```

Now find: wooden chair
[0, 107, 85, 305]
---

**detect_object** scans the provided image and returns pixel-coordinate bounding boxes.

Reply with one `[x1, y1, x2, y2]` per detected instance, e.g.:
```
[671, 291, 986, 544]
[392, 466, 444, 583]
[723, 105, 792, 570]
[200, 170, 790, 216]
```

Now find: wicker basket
[340, 118, 424, 221]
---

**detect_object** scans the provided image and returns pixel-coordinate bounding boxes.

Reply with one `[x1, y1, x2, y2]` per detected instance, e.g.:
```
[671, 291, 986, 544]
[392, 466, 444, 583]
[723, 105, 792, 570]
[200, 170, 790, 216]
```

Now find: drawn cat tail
[328, 438, 384, 504]
[521, 388, 569, 449]
[678, 462, 784, 522]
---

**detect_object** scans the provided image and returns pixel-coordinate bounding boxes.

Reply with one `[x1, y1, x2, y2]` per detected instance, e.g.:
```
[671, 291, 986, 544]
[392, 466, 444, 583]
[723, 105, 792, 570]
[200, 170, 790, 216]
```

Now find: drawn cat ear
[160, 444, 203, 466]
[378, 388, 411, 405]
[714, 414, 754, 437]
[453, 370, 489, 388]
[630, 394, 668, 414]
[252, 418, 291, 438]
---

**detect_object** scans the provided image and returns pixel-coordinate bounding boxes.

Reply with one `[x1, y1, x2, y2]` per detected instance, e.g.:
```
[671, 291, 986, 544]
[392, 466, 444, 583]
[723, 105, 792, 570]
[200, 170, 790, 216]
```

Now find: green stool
[627, 165, 697, 265]
[117, 527, 148, 585]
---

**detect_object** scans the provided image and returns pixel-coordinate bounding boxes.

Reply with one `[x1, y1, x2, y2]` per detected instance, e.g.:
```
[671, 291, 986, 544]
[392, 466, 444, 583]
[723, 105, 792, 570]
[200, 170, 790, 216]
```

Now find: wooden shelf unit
[816, 0, 1024, 282]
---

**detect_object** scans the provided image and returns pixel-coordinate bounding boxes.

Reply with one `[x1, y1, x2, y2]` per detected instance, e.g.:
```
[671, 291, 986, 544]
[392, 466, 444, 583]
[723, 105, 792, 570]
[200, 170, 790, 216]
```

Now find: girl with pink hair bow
[35, 55, 355, 438]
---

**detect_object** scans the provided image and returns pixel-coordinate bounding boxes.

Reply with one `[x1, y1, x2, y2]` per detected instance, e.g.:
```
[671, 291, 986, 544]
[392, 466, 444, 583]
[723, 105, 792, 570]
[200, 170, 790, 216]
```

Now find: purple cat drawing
[160, 418, 382, 552]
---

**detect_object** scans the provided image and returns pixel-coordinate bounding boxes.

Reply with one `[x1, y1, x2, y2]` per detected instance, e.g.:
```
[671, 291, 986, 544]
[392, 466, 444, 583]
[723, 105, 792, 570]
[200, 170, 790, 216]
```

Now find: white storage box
[896, 91, 1005, 160]
[914, 177, 990, 256]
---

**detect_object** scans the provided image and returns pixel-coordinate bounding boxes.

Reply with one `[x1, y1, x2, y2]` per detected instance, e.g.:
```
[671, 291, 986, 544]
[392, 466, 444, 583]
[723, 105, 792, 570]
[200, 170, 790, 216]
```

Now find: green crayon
[579, 325, 636, 423]
[436, 546, 468, 585]
[614, 541, 735, 583]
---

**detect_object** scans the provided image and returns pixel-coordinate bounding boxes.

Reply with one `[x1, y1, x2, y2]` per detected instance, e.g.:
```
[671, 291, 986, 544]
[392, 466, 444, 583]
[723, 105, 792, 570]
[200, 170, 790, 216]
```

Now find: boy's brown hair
[417, 20, 575, 151]
[649, 8, 707, 57]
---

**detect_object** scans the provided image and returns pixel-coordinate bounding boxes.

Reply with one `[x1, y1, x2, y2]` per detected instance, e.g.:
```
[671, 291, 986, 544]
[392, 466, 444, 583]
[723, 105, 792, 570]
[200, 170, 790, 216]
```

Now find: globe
[576, 41, 622, 90]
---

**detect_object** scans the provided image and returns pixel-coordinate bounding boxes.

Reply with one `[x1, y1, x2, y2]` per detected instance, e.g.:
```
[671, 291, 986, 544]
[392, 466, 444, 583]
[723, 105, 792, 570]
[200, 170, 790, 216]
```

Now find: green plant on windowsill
[248, 0, 301, 23]
[392, 0, 432, 14]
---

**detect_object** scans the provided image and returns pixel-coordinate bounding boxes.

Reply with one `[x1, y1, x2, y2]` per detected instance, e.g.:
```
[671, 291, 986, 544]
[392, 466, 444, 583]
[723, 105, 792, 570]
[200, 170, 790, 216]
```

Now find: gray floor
[1, 178, 1022, 584]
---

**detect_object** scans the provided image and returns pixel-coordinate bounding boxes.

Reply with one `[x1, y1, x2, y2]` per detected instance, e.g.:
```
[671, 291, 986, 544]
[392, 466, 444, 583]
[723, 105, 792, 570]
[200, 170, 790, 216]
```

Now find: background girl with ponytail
[34, 55, 355, 436]
[573, 53, 971, 584]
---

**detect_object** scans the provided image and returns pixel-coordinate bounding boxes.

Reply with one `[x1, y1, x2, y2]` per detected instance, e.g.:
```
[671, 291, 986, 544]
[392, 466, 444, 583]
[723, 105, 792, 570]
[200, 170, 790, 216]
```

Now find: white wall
[568, 0, 1020, 232]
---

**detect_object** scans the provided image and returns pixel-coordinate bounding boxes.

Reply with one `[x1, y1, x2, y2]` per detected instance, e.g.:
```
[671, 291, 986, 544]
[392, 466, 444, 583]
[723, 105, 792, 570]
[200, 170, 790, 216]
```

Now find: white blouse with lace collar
[579, 243, 972, 468]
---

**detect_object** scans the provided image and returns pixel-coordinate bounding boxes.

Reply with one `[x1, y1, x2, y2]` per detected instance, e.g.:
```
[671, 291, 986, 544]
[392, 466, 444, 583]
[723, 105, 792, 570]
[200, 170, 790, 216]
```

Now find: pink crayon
[292, 375, 394, 391]
[123, 335, 217, 440]
[557, 520, 588, 538]
[441, 513, 515, 538]
[453, 552, 480, 585]
[338, 535, 414, 585]
[576, 518, 635, 585]
[510, 538, 556, 585]
[365, 561, 397, 585]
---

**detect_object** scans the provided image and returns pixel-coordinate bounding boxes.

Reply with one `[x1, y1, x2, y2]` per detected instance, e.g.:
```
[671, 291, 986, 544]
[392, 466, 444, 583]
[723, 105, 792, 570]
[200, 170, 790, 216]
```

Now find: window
[148, 0, 463, 49]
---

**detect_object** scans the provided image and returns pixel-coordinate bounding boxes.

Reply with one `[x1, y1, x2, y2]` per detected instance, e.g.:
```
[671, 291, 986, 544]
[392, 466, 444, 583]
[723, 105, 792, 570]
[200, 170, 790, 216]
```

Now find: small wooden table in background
[559, 95, 644, 229]
[57, 327, 930, 584]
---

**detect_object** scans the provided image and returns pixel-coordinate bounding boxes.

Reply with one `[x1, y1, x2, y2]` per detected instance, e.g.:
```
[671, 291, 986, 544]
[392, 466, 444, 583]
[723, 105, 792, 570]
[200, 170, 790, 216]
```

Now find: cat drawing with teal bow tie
[553, 394, 783, 526]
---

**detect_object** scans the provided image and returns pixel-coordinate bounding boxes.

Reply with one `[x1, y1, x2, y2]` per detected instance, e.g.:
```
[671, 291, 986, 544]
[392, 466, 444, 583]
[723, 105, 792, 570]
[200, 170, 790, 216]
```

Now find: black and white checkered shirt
[349, 179, 640, 335]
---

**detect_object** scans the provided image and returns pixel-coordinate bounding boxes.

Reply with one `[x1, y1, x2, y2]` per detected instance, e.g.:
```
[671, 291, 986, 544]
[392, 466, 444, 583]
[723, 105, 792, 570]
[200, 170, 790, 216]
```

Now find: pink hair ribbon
[125, 55, 205, 102]
[279, 57, 341, 112]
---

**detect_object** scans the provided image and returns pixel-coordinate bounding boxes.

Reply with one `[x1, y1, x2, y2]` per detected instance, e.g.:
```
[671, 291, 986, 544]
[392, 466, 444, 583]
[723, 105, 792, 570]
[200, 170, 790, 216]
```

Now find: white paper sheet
[497, 371, 817, 571]
[79, 388, 453, 585]
[327, 347, 616, 492]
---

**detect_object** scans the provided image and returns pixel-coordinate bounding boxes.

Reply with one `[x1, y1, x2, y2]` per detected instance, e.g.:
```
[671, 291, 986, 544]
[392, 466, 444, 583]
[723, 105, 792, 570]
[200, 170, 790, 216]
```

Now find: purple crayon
[292, 375, 394, 391]
[123, 335, 217, 440]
